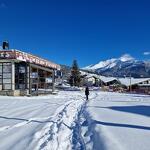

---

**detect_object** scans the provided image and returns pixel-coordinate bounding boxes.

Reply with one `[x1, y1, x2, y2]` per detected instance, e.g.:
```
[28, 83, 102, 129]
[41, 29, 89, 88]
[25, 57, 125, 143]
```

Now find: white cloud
[143, 52, 150, 56]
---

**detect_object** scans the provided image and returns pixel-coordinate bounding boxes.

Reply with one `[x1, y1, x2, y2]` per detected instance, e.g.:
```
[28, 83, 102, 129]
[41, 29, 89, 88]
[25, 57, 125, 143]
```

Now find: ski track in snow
[30, 95, 87, 150]
[0, 117, 52, 132]
[71, 92, 100, 150]
[30, 92, 98, 150]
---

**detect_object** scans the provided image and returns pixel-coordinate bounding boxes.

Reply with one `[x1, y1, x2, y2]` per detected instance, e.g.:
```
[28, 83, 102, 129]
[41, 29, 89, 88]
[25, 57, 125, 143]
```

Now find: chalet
[99, 76, 119, 86]
[118, 78, 150, 94]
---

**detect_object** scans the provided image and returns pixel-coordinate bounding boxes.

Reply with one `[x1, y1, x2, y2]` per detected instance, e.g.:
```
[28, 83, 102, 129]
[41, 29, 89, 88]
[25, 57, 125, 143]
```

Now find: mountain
[83, 54, 150, 78]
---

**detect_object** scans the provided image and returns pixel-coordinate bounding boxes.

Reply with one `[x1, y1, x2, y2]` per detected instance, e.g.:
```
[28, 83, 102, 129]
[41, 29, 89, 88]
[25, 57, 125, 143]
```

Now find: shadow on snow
[89, 105, 150, 117]
[92, 120, 150, 131]
[0, 116, 52, 124]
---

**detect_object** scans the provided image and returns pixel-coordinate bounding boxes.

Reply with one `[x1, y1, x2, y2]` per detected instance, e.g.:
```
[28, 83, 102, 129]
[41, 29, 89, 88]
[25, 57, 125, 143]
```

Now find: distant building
[80, 71, 150, 94]
[119, 78, 150, 94]
[0, 49, 61, 96]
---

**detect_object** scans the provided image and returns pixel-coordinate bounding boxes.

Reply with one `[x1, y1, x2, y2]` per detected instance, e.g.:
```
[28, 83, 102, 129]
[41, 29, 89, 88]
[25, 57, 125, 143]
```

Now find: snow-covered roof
[80, 71, 150, 86]
[138, 84, 150, 87]
[118, 78, 150, 86]
[80, 71, 87, 75]
[80, 71, 118, 83]
[80, 71, 99, 78]
[99, 76, 117, 83]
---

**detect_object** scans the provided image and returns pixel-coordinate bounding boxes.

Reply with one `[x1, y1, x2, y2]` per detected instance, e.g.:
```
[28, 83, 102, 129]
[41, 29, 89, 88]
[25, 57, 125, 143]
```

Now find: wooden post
[11, 62, 15, 91]
[29, 64, 31, 95]
[52, 70, 55, 92]
[37, 68, 39, 95]
[27, 63, 30, 95]
[130, 74, 132, 92]
[44, 71, 46, 94]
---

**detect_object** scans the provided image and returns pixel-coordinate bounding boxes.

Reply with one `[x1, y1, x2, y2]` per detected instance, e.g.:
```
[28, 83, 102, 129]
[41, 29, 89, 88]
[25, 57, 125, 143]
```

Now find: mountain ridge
[83, 54, 150, 78]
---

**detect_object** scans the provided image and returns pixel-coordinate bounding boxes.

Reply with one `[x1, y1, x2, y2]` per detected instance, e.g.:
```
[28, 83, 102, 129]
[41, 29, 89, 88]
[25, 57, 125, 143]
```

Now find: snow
[118, 78, 150, 86]
[99, 75, 117, 83]
[0, 92, 85, 150]
[83, 58, 117, 70]
[80, 71, 117, 83]
[83, 54, 135, 70]
[0, 91, 150, 150]
[82, 92, 150, 150]
[81, 70, 150, 86]
[119, 54, 134, 62]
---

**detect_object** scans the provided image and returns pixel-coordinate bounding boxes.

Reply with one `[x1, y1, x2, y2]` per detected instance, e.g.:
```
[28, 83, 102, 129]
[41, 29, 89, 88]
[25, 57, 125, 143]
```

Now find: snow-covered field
[81, 92, 150, 150]
[0, 91, 149, 150]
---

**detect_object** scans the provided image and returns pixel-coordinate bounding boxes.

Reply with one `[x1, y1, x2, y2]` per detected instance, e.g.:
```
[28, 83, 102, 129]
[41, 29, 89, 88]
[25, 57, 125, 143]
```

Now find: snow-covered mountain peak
[83, 54, 136, 71]
[83, 58, 117, 70]
[119, 54, 135, 62]
[82, 54, 149, 77]
[92, 58, 117, 69]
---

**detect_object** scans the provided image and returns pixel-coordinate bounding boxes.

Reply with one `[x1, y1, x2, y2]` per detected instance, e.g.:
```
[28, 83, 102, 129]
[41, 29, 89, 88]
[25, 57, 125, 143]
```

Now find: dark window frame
[0, 62, 12, 90]
[15, 62, 28, 90]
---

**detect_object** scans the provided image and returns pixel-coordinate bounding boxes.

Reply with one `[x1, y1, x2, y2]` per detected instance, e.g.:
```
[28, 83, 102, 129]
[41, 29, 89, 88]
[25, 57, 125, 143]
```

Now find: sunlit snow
[0, 91, 149, 150]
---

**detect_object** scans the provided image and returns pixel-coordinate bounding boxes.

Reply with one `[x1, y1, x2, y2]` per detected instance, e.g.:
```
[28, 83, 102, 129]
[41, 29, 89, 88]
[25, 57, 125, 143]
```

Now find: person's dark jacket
[85, 87, 89, 96]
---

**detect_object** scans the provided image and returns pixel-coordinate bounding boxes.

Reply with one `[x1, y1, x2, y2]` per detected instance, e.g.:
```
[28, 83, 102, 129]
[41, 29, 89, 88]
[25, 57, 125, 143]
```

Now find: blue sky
[0, 0, 150, 67]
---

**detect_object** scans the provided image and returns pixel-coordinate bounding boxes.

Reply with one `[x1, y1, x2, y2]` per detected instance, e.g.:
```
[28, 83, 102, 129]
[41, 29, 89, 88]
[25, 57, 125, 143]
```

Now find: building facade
[0, 49, 61, 96]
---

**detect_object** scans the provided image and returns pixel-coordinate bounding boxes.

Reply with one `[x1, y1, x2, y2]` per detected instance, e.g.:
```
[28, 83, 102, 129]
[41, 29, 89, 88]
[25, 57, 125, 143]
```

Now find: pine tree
[69, 60, 81, 87]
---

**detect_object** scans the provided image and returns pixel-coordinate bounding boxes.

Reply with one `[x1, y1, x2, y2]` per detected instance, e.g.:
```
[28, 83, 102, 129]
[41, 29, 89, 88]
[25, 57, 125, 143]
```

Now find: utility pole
[129, 73, 132, 92]
[52, 70, 55, 92]
[125, 73, 132, 93]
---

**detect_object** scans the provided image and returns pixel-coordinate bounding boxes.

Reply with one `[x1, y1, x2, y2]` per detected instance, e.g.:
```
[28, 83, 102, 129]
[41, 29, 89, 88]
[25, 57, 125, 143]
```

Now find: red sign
[0, 50, 60, 70]
[0, 50, 16, 59]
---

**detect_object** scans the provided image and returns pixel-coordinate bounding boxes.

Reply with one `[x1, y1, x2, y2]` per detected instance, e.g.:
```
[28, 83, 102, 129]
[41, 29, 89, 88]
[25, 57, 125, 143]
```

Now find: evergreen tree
[69, 60, 81, 86]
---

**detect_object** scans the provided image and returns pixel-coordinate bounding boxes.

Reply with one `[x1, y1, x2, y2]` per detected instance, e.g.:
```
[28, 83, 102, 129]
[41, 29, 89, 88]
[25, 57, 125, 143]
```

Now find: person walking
[85, 86, 89, 100]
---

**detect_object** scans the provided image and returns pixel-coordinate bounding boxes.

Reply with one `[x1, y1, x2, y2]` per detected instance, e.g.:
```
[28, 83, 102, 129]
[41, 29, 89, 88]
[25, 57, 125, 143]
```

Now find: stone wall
[0, 90, 29, 96]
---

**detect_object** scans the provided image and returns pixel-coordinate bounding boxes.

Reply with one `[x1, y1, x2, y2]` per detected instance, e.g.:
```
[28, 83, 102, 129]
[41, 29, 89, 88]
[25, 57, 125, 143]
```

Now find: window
[3, 63, 11, 73]
[3, 73, 11, 78]
[0, 62, 12, 90]
[3, 84, 11, 90]
[0, 65, 2, 73]
[15, 62, 27, 90]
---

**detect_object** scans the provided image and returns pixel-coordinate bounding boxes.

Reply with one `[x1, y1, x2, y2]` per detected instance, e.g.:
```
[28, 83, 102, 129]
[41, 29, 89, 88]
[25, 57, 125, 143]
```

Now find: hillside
[83, 54, 150, 78]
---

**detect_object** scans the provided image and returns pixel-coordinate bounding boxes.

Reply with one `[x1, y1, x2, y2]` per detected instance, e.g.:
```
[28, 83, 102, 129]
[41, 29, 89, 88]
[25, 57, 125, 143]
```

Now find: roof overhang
[0, 49, 61, 70]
